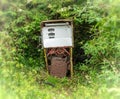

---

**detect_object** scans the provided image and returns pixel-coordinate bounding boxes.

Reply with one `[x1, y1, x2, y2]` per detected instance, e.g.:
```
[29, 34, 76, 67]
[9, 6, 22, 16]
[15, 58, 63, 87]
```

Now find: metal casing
[41, 20, 73, 48]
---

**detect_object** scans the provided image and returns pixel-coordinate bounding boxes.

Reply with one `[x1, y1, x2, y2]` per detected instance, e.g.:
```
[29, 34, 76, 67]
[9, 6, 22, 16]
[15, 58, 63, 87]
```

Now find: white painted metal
[45, 22, 69, 26]
[41, 22, 73, 48]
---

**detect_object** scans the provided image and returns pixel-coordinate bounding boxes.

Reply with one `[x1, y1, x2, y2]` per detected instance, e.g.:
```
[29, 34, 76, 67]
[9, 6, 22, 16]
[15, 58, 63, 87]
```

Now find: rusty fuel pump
[41, 19, 74, 78]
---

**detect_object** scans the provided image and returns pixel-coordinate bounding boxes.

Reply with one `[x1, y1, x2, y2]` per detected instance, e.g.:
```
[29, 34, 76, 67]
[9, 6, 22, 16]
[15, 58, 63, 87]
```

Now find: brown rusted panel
[50, 57, 67, 78]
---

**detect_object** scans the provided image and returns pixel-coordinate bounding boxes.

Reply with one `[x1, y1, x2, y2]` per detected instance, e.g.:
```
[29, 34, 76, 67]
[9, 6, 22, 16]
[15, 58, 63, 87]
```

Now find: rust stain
[49, 57, 67, 78]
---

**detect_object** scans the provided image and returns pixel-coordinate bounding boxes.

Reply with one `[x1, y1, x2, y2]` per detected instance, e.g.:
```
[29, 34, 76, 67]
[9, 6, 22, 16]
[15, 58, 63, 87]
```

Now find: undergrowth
[0, 33, 120, 99]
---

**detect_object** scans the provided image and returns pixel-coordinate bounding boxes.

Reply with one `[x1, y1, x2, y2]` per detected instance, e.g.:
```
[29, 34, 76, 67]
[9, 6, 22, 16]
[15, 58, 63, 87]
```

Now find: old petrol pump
[41, 20, 74, 78]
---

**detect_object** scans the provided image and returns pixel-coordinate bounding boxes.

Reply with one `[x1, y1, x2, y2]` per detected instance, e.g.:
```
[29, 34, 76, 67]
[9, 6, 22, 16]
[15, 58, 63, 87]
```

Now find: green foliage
[82, 0, 120, 73]
[0, 0, 120, 99]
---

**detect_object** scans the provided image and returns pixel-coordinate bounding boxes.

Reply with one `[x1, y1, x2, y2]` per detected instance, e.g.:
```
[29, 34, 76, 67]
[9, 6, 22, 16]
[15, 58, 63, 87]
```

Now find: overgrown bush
[0, 0, 120, 99]
[6, 0, 103, 66]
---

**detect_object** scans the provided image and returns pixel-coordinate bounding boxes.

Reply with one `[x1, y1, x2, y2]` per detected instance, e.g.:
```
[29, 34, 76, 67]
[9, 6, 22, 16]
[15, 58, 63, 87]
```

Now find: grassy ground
[0, 75, 120, 99]
[0, 67, 120, 99]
